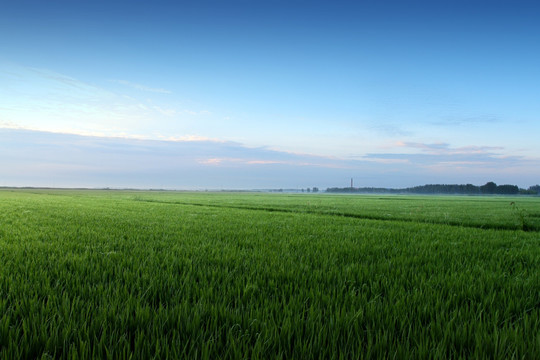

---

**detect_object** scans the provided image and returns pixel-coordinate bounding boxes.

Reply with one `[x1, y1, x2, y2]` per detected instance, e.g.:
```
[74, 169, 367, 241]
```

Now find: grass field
[1, 189, 539, 359]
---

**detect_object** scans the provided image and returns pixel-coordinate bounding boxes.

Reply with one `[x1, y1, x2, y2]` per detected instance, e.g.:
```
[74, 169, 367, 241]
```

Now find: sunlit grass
[1, 190, 539, 358]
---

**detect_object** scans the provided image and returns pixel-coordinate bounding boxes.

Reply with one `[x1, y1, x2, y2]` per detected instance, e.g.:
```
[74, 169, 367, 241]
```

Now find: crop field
[1, 189, 539, 359]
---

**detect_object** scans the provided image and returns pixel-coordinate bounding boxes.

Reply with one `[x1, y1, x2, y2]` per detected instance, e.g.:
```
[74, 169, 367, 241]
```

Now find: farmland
[1, 189, 539, 359]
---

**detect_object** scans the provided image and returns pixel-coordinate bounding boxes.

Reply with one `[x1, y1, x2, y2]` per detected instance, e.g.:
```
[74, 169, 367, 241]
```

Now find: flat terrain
[1, 190, 539, 358]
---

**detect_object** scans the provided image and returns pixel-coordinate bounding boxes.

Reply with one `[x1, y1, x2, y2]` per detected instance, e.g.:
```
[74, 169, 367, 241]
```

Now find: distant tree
[312, 187, 319, 193]
[529, 185, 540, 194]
[326, 182, 525, 195]
[307, 188, 311, 193]
[496, 184, 519, 195]
[480, 182, 497, 194]
[465, 184, 479, 194]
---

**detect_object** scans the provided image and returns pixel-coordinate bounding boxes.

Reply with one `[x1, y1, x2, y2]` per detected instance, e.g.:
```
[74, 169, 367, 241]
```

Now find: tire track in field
[132, 198, 539, 232]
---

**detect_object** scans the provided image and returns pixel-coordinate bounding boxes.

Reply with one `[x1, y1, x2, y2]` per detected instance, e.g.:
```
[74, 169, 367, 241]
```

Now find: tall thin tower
[351, 178, 353, 189]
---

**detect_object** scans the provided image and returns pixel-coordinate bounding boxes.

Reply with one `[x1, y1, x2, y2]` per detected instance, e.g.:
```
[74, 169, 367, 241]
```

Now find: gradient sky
[1, 0, 540, 189]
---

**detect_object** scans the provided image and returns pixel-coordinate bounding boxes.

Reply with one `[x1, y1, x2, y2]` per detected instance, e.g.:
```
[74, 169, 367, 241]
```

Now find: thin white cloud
[183, 109, 212, 116]
[196, 156, 353, 169]
[111, 79, 172, 94]
[2, 129, 540, 189]
[0, 121, 21, 129]
[0, 64, 196, 138]
[362, 158, 410, 164]
[163, 135, 224, 142]
[28, 67, 100, 92]
[198, 158, 224, 165]
[246, 160, 283, 165]
[432, 114, 501, 126]
[395, 141, 504, 155]
[153, 106, 177, 117]
[370, 123, 412, 136]
[435, 161, 490, 166]
[0, 121, 229, 145]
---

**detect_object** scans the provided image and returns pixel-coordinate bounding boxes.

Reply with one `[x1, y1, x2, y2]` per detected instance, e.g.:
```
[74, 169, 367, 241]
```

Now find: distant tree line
[326, 182, 539, 195]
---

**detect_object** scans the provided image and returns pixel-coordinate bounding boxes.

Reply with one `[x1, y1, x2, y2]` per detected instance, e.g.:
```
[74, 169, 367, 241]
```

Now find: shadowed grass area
[131, 191, 540, 231]
[1, 190, 539, 359]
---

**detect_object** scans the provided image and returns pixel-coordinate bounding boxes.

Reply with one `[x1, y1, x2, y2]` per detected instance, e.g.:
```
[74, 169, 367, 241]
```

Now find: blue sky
[1, 0, 540, 189]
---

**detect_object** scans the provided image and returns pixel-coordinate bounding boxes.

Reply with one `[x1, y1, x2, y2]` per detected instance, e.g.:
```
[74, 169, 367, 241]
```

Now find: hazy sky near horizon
[1, 0, 540, 189]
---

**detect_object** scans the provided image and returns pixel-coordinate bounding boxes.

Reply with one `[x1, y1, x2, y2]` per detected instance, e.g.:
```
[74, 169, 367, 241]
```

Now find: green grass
[1, 189, 539, 359]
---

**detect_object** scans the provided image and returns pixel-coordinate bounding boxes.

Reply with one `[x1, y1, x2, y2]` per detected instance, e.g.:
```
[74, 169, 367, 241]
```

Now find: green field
[1, 189, 539, 359]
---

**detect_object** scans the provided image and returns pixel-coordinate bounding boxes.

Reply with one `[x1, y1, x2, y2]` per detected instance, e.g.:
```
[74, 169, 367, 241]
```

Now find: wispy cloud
[163, 135, 224, 142]
[0, 64, 189, 138]
[431, 114, 501, 126]
[395, 141, 504, 155]
[362, 158, 410, 164]
[153, 106, 176, 117]
[369, 123, 412, 136]
[0, 121, 21, 129]
[197, 158, 328, 167]
[28, 67, 99, 92]
[362, 150, 526, 170]
[182, 109, 212, 116]
[396, 141, 450, 152]
[198, 158, 224, 165]
[111, 79, 171, 94]
[246, 160, 284, 165]
[354, 138, 540, 186]
[0, 129, 363, 189]
[2, 129, 540, 189]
